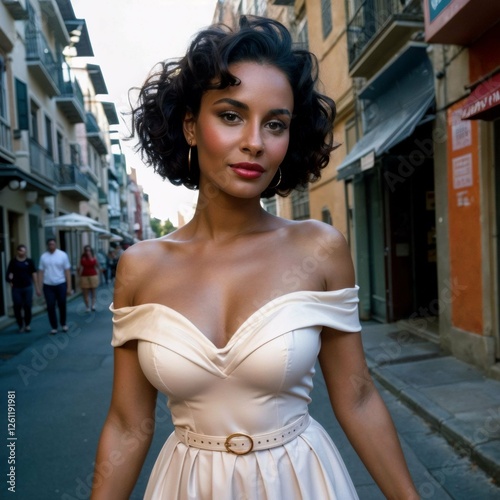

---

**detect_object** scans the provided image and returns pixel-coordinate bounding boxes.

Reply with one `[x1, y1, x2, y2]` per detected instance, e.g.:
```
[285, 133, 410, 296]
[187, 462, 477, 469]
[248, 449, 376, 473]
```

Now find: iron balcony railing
[346, 0, 423, 66]
[30, 139, 55, 182]
[85, 112, 107, 155]
[55, 163, 88, 190]
[0, 116, 13, 158]
[56, 77, 85, 123]
[25, 24, 60, 90]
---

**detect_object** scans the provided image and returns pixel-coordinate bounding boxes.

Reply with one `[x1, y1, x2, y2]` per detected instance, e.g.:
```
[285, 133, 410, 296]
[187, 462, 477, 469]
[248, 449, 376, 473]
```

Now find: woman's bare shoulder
[286, 219, 354, 290]
[286, 219, 348, 251]
[113, 238, 178, 307]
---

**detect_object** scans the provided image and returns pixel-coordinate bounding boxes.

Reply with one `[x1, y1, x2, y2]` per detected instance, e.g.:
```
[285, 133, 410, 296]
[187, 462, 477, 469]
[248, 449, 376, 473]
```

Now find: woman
[78, 245, 100, 312]
[92, 17, 418, 499]
[6, 244, 40, 332]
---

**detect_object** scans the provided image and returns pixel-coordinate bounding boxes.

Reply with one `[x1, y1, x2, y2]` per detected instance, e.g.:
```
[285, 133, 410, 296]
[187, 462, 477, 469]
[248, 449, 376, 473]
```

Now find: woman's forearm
[91, 418, 154, 499]
[335, 389, 419, 500]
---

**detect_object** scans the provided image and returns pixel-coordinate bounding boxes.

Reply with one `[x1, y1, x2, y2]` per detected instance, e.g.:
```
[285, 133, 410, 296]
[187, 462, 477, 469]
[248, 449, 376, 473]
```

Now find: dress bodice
[110, 287, 360, 437]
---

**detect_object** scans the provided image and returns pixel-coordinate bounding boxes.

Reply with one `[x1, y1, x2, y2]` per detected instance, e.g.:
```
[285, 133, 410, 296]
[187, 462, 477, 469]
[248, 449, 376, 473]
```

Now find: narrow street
[1, 287, 498, 499]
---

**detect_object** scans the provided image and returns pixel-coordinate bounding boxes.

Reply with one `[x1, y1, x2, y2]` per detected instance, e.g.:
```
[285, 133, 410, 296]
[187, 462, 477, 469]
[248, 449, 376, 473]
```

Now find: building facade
[0, 0, 151, 325]
[424, 0, 500, 375]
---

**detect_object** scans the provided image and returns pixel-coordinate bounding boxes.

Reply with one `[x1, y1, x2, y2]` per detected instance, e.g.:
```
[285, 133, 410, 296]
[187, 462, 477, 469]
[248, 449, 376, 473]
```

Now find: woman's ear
[183, 111, 197, 146]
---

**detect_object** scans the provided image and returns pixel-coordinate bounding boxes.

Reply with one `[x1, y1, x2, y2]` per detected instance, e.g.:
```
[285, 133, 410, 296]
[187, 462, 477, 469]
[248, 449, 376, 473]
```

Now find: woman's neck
[189, 192, 271, 242]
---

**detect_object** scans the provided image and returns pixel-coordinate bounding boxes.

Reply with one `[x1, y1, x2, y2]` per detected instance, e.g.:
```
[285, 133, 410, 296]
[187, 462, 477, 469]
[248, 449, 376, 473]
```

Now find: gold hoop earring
[270, 167, 282, 189]
[188, 142, 192, 172]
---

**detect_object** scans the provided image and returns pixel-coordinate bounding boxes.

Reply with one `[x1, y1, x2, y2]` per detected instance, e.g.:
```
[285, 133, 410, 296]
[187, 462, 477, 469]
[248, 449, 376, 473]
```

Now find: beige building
[0, 0, 135, 323]
[298, 0, 352, 237]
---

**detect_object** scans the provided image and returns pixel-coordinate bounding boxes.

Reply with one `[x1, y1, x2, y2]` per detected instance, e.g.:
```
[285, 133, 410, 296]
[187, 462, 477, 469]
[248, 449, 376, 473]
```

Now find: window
[45, 115, 53, 157]
[297, 19, 309, 50]
[56, 132, 64, 164]
[252, 0, 267, 16]
[322, 207, 333, 225]
[70, 143, 80, 165]
[15, 79, 29, 131]
[0, 56, 7, 121]
[291, 188, 310, 220]
[30, 100, 39, 142]
[321, 0, 333, 39]
[262, 197, 277, 216]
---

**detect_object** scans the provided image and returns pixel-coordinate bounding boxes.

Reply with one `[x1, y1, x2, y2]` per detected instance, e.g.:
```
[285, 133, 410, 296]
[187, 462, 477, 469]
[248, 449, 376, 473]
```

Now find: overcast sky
[71, 0, 218, 224]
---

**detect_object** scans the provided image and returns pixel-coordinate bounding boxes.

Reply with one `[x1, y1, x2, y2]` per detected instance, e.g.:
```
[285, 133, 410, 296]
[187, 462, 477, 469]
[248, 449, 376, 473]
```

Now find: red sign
[461, 73, 500, 120]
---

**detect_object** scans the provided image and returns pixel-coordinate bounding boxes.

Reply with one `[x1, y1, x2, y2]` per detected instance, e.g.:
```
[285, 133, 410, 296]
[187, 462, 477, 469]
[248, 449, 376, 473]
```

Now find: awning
[461, 73, 500, 121]
[337, 46, 435, 180]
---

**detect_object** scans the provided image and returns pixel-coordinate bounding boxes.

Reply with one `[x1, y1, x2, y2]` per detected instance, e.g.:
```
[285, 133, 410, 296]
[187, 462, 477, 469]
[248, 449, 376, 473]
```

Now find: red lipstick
[230, 162, 265, 180]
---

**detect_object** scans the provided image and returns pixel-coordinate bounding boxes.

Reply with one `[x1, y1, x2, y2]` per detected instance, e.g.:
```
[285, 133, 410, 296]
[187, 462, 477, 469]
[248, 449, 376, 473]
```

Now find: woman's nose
[241, 123, 264, 156]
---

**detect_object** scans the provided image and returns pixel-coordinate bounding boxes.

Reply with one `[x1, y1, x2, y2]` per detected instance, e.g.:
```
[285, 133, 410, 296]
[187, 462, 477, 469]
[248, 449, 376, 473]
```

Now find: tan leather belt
[175, 413, 310, 455]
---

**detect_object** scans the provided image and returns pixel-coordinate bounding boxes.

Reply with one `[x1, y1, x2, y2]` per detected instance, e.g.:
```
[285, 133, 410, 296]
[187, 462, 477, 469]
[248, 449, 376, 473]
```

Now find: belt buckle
[224, 432, 254, 455]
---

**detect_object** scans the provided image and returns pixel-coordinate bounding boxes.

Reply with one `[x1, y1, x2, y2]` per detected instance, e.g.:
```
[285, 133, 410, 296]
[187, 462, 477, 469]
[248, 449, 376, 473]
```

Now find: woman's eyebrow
[213, 98, 291, 117]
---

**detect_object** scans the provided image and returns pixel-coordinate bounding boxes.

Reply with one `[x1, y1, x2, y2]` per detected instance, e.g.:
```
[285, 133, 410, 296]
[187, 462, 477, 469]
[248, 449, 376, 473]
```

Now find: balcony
[108, 213, 121, 229]
[39, 0, 69, 43]
[55, 77, 85, 123]
[25, 25, 61, 97]
[2, 0, 28, 19]
[0, 116, 15, 163]
[55, 163, 90, 201]
[85, 112, 107, 155]
[347, 0, 423, 78]
[29, 139, 56, 183]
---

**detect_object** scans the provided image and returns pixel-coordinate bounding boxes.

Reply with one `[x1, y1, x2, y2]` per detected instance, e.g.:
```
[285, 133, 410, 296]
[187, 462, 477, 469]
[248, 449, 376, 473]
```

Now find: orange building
[424, 0, 500, 376]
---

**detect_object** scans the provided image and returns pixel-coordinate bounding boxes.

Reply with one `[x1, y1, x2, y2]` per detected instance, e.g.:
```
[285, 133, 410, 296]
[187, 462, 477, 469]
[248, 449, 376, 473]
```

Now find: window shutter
[15, 78, 29, 130]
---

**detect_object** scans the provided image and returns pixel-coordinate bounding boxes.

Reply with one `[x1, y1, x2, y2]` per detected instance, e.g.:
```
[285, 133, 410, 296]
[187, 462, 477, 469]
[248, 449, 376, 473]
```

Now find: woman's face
[184, 61, 293, 199]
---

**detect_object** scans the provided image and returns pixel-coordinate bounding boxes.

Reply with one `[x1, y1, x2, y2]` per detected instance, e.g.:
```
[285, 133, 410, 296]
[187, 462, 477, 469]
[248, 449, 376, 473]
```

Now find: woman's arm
[316, 223, 418, 499]
[319, 331, 418, 499]
[91, 341, 157, 499]
[91, 250, 158, 499]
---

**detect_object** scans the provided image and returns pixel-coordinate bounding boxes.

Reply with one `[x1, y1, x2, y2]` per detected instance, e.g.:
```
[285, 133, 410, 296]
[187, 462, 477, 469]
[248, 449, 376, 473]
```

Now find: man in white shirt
[38, 238, 73, 335]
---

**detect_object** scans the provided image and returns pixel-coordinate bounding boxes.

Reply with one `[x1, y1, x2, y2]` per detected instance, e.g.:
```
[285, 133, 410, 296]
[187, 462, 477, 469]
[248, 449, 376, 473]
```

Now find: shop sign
[428, 0, 453, 21]
[360, 152, 375, 171]
[461, 74, 500, 120]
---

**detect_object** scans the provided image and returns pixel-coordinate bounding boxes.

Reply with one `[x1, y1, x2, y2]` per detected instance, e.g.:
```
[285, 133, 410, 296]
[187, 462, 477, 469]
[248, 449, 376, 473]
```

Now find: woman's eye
[267, 120, 287, 132]
[220, 112, 241, 123]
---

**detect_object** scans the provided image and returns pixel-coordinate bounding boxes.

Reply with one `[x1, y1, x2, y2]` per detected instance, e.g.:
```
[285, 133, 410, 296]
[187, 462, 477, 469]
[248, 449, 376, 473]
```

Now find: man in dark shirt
[6, 245, 40, 332]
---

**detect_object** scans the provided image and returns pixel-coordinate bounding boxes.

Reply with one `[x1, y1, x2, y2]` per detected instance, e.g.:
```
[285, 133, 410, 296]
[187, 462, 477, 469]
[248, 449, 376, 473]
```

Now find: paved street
[1, 287, 499, 499]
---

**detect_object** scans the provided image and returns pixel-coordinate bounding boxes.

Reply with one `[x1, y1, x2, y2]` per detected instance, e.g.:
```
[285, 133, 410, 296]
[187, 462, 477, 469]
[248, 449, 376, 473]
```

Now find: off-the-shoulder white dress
[111, 287, 361, 499]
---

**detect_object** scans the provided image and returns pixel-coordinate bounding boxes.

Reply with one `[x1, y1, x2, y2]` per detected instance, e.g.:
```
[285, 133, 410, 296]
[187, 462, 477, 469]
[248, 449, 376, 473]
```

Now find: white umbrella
[44, 213, 106, 232]
[98, 231, 123, 242]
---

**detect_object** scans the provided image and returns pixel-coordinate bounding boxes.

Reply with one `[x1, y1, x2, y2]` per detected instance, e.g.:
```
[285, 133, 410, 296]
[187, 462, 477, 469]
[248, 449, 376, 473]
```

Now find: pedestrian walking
[38, 238, 72, 335]
[92, 16, 417, 500]
[78, 245, 100, 312]
[97, 250, 108, 285]
[107, 249, 118, 281]
[6, 244, 41, 332]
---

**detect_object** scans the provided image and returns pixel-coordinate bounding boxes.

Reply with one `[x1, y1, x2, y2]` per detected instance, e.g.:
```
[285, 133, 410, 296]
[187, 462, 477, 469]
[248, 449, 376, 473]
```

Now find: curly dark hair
[131, 16, 336, 198]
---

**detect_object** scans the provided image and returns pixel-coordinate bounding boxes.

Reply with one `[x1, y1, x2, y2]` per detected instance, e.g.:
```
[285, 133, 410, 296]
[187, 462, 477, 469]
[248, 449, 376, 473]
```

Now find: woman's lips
[230, 163, 265, 179]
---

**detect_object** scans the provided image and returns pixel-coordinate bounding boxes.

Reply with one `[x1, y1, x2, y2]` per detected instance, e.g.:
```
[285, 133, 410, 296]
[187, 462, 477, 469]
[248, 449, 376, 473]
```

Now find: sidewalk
[361, 320, 500, 486]
[0, 293, 83, 361]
